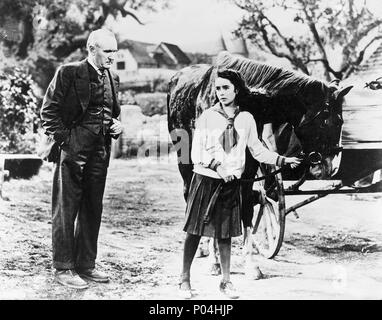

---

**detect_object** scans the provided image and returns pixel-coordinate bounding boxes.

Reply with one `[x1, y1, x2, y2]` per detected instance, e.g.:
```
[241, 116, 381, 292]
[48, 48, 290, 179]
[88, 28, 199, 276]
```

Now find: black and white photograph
[0, 0, 382, 303]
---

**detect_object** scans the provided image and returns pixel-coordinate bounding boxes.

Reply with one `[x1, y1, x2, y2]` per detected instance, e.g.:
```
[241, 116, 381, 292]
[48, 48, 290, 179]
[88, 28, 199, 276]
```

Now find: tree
[233, 0, 382, 80]
[0, 68, 39, 153]
[0, 0, 170, 89]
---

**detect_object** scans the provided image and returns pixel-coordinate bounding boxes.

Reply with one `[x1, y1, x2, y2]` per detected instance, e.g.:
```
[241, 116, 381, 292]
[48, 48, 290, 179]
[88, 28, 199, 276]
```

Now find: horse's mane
[168, 52, 331, 131]
[168, 64, 215, 130]
[216, 51, 328, 100]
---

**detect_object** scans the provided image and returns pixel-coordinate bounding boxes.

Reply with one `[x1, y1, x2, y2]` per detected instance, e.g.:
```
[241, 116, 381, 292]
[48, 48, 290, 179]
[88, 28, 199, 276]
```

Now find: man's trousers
[51, 126, 111, 270]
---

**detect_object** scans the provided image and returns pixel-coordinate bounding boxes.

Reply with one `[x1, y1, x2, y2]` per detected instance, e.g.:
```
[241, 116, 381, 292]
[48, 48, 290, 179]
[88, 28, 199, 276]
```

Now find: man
[40, 29, 122, 289]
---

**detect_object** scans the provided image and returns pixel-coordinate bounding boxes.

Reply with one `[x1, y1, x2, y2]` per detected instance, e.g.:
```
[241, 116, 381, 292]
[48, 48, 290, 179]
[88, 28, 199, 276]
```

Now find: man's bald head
[86, 29, 117, 51]
[87, 29, 118, 70]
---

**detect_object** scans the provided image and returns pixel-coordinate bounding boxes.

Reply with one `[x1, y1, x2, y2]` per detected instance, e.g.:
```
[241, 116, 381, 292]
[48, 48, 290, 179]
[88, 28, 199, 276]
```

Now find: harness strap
[240, 166, 285, 183]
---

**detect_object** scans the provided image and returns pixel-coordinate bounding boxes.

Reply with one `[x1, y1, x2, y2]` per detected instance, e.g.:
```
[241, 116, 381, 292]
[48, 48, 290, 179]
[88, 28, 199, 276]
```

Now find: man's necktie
[99, 68, 106, 81]
[216, 104, 240, 153]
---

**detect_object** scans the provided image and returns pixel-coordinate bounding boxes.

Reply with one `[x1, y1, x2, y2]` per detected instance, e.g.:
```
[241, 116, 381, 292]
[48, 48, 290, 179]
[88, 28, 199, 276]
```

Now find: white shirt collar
[87, 58, 103, 76]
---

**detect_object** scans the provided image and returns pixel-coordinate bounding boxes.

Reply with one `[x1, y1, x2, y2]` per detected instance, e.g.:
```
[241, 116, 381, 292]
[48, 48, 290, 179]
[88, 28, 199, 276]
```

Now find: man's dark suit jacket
[39, 59, 121, 162]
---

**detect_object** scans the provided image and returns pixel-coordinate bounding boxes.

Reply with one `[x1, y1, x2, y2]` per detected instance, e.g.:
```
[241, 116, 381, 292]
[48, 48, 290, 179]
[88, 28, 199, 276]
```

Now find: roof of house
[221, 33, 249, 57]
[118, 39, 191, 67]
[153, 51, 174, 66]
[348, 41, 382, 82]
[341, 41, 382, 107]
[341, 41, 382, 146]
[334, 42, 382, 147]
[159, 42, 191, 65]
[118, 39, 157, 66]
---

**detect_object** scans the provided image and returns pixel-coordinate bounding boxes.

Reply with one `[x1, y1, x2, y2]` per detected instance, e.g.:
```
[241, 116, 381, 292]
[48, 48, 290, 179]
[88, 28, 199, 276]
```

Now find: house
[153, 42, 191, 69]
[112, 39, 191, 90]
[219, 32, 249, 58]
[115, 39, 157, 71]
[348, 42, 382, 82]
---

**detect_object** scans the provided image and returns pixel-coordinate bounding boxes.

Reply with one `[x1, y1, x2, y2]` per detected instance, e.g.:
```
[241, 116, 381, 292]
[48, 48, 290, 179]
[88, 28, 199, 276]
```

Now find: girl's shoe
[219, 280, 239, 299]
[178, 281, 193, 299]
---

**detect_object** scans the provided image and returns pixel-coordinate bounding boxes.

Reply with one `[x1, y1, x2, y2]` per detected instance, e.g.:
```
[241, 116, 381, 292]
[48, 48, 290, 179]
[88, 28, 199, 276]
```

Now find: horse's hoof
[245, 265, 264, 280]
[253, 267, 264, 280]
[210, 263, 222, 276]
[195, 247, 209, 258]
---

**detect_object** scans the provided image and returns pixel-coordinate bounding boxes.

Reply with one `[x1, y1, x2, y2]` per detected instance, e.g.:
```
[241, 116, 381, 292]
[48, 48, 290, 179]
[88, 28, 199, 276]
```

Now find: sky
[109, 0, 382, 54]
[110, 0, 243, 53]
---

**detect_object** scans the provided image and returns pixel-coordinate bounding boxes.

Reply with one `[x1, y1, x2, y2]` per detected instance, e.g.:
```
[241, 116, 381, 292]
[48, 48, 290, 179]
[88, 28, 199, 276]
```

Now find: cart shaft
[285, 183, 343, 215]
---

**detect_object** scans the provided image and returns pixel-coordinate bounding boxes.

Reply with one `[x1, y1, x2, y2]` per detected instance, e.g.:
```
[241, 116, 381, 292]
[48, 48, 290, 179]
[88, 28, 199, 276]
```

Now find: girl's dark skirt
[183, 173, 242, 239]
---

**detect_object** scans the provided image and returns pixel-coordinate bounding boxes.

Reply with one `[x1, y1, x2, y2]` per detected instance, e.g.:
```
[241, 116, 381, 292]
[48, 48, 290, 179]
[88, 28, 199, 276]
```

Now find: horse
[167, 51, 353, 276]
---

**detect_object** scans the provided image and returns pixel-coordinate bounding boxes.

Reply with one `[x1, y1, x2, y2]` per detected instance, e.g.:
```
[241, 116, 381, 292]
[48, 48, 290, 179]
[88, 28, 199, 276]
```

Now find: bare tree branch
[234, 0, 381, 80]
[296, 0, 331, 80]
[249, 8, 310, 74]
[342, 19, 382, 61]
[304, 58, 342, 79]
[261, 14, 299, 57]
[348, 0, 354, 19]
[342, 35, 382, 78]
[102, 1, 145, 25]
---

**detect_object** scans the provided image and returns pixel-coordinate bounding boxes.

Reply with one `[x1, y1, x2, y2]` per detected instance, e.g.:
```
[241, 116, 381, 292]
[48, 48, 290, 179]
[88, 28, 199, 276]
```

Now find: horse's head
[294, 83, 353, 179]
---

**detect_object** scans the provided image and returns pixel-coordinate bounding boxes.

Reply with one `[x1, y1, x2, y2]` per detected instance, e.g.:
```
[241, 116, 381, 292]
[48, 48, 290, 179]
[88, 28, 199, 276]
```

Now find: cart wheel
[252, 164, 286, 259]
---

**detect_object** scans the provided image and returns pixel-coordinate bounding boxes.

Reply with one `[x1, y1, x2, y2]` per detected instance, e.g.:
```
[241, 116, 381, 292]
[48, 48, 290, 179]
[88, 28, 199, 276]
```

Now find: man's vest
[81, 63, 114, 135]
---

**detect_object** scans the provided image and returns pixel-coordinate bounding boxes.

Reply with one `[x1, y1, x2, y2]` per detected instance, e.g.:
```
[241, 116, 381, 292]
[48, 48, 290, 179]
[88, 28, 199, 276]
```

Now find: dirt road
[0, 156, 381, 300]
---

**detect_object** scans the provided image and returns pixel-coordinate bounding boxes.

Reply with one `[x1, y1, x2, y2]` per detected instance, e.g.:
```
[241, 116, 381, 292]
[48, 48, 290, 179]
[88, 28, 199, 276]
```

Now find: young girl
[179, 69, 301, 299]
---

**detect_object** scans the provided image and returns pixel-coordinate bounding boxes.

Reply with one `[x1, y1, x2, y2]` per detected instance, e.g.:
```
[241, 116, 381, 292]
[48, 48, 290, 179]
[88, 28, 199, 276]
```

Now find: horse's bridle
[294, 98, 343, 166]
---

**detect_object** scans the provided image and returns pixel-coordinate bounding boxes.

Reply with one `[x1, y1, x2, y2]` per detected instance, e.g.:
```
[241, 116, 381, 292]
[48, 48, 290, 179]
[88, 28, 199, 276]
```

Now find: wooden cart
[252, 85, 382, 258]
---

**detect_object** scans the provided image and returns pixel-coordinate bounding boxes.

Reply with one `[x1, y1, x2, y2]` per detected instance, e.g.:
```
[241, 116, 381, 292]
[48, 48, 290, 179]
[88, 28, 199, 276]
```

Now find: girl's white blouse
[191, 105, 281, 179]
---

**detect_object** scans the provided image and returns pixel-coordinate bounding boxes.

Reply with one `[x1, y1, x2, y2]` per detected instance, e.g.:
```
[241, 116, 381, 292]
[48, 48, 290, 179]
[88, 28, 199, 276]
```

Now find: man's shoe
[54, 269, 89, 289]
[219, 280, 240, 299]
[77, 268, 110, 283]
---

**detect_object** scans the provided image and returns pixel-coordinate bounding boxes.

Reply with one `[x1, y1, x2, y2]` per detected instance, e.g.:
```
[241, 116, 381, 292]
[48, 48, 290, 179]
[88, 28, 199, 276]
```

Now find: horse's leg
[241, 179, 263, 278]
[208, 238, 221, 275]
[178, 163, 193, 202]
[195, 236, 210, 258]
[242, 226, 251, 258]
[242, 189, 265, 280]
[242, 226, 252, 274]
[240, 151, 263, 278]
[242, 226, 263, 279]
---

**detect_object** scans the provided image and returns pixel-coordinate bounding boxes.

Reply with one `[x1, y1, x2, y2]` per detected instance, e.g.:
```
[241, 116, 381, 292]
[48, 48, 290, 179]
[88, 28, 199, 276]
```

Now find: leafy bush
[0, 68, 40, 154]
[134, 92, 167, 116]
[119, 90, 137, 105]
[152, 76, 169, 93]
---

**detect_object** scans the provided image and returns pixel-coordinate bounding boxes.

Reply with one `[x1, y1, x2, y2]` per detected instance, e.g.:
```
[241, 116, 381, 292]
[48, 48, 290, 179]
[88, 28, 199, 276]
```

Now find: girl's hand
[284, 157, 302, 169]
[216, 166, 235, 183]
